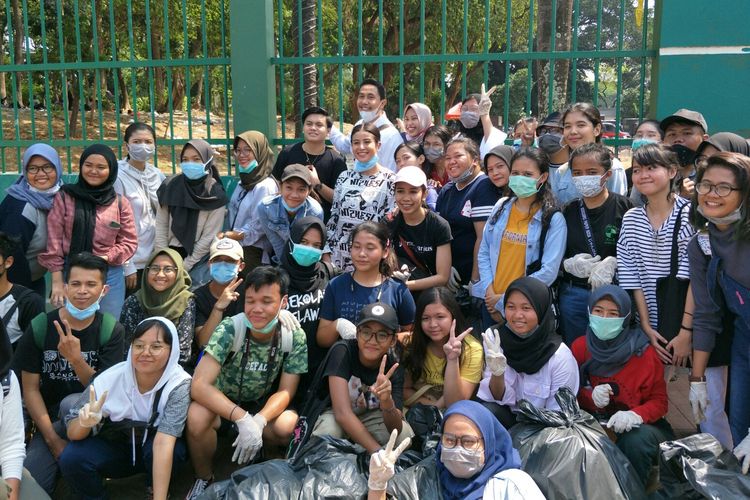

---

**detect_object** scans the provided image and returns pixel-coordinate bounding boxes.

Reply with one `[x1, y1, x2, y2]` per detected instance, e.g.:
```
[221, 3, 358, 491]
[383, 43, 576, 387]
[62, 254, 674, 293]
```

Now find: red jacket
[571, 337, 668, 424]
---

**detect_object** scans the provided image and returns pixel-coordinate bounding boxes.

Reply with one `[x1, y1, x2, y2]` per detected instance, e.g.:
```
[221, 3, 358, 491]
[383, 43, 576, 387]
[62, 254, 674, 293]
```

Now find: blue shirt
[257, 194, 325, 261]
[319, 273, 416, 327]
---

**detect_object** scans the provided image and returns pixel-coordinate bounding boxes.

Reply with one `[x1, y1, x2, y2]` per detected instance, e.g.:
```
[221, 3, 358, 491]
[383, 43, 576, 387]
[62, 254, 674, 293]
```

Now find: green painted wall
[652, 1, 750, 137]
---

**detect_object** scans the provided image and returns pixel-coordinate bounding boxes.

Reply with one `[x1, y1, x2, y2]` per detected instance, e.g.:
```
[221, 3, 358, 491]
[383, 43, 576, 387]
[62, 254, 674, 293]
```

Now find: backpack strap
[222, 313, 248, 367]
[280, 324, 293, 354]
[32, 312, 48, 350]
[526, 207, 559, 276]
[99, 313, 116, 346]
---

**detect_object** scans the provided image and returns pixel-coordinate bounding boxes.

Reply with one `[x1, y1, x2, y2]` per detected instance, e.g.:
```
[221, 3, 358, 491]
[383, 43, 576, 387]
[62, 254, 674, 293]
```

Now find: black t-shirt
[563, 192, 633, 282]
[388, 211, 453, 276]
[322, 340, 404, 412]
[0, 284, 45, 345]
[14, 310, 125, 412]
[193, 282, 246, 328]
[272, 142, 348, 221]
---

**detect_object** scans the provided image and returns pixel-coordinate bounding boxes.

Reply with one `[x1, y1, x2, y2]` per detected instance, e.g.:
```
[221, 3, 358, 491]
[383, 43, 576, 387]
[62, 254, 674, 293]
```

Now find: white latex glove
[336, 318, 357, 340]
[563, 253, 601, 279]
[606, 410, 643, 433]
[481, 328, 507, 377]
[734, 429, 750, 474]
[588, 256, 618, 289]
[689, 381, 709, 425]
[591, 384, 613, 409]
[232, 412, 266, 464]
[393, 264, 411, 283]
[446, 267, 461, 293]
[78, 385, 108, 428]
[278, 309, 301, 333]
[477, 83, 496, 116]
[368, 429, 412, 491]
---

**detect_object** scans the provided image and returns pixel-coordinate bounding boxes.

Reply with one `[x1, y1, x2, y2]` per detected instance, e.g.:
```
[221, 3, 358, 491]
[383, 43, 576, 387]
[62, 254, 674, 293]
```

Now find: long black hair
[349, 221, 396, 277]
[510, 147, 558, 220]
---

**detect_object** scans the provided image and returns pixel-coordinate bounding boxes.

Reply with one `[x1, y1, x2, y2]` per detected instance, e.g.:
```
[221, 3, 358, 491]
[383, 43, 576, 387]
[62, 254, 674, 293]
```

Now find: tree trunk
[291, 0, 318, 136]
[11, 0, 24, 107]
[69, 77, 80, 137]
[535, 0, 574, 115]
[118, 69, 131, 114]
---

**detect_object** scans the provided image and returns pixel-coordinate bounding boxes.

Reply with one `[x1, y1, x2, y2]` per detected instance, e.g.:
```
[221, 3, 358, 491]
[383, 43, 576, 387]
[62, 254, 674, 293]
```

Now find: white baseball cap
[394, 166, 427, 188]
[209, 237, 243, 261]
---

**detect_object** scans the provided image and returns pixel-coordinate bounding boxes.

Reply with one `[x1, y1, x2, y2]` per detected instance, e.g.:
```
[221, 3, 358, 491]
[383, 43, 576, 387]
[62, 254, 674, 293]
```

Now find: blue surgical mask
[181, 161, 208, 180]
[291, 243, 323, 267]
[589, 314, 626, 341]
[281, 198, 303, 213]
[509, 175, 541, 198]
[210, 262, 239, 285]
[238, 159, 258, 174]
[244, 310, 280, 335]
[513, 138, 523, 149]
[631, 138, 658, 151]
[65, 293, 103, 321]
[354, 155, 379, 173]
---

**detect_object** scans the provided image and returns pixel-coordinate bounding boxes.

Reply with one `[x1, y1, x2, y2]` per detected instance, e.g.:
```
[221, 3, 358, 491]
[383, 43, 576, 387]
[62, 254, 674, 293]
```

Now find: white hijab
[93, 317, 191, 426]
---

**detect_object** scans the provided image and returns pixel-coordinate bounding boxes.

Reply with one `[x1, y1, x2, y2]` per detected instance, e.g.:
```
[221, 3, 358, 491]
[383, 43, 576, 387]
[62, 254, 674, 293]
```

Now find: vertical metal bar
[22, 0, 35, 143]
[548, 0, 558, 116]
[357, 0, 363, 84]
[107, 0, 122, 158]
[201, 0, 211, 140]
[638, 0, 650, 121]
[418, 0, 425, 103]
[40, 0, 54, 142]
[439, 0, 446, 118]
[337, 0, 344, 129]
[55, 0, 72, 172]
[483, 0, 489, 86]
[614, 0, 626, 151]
[144, 0, 158, 137]
[74, 0, 87, 140]
[277, 0, 285, 142]
[163, 0, 177, 169]
[297, 0, 304, 112]
[378, 0, 383, 82]
[220, 0, 231, 171]
[570, 0, 580, 102]
[181, 0, 192, 138]
[126, 0, 138, 118]
[461, 0, 468, 100]
[593, 0, 603, 107]
[526, 0, 535, 114]
[5, 0, 20, 171]
[91, 0, 104, 141]
[317, 0, 324, 104]
[503, 0, 512, 132]
[398, 0, 404, 113]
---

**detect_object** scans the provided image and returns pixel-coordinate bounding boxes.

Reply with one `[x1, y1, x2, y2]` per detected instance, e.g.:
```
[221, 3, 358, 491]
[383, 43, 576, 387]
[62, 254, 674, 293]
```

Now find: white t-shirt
[482, 469, 546, 499]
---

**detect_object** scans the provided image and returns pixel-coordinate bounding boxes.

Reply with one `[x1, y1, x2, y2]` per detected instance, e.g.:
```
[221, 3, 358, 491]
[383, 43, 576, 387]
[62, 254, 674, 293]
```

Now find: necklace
[302, 143, 325, 168]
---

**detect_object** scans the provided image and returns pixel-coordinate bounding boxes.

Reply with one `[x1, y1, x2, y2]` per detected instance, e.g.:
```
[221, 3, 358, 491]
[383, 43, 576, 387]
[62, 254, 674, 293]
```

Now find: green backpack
[31, 312, 116, 349]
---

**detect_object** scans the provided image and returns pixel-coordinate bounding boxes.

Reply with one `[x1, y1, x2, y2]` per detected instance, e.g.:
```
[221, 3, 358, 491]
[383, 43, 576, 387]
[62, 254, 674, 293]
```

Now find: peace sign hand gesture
[215, 277, 243, 312]
[373, 355, 399, 406]
[78, 385, 108, 428]
[443, 320, 472, 361]
[55, 319, 82, 363]
[478, 83, 497, 116]
[368, 429, 412, 491]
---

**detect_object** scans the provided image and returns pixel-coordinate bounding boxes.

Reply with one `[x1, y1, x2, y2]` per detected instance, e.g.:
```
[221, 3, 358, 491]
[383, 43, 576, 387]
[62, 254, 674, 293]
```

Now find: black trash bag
[405, 403, 442, 456]
[199, 459, 302, 500]
[657, 433, 750, 499]
[386, 455, 442, 500]
[291, 435, 369, 499]
[510, 387, 645, 500]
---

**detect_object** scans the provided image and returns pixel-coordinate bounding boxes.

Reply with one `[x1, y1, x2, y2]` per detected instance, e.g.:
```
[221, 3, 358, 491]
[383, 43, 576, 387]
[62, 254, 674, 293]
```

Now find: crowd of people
[0, 76, 749, 499]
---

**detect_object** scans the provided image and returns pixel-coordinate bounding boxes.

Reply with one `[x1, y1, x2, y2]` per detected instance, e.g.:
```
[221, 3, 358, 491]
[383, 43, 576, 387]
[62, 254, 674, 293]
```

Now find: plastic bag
[292, 435, 369, 499]
[405, 403, 442, 456]
[658, 433, 750, 499]
[200, 460, 302, 500]
[386, 456, 442, 500]
[510, 387, 645, 499]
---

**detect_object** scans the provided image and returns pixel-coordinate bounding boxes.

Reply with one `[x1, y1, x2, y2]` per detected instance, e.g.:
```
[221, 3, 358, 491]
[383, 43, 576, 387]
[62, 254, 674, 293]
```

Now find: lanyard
[578, 199, 597, 256]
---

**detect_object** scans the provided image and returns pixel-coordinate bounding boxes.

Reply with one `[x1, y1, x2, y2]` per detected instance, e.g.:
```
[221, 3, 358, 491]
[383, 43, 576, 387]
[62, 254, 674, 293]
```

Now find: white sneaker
[185, 477, 212, 500]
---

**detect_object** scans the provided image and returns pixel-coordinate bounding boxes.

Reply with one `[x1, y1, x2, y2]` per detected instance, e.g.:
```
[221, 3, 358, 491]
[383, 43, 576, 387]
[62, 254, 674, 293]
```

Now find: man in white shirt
[327, 78, 403, 172]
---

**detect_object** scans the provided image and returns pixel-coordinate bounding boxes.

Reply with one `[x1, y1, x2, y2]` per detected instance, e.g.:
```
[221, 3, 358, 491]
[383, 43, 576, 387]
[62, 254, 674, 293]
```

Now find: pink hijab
[403, 103, 433, 141]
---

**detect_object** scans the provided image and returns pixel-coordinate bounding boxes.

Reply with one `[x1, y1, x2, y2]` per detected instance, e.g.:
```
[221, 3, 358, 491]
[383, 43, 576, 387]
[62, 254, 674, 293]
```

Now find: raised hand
[278, 309, 301, 333]
[481, 327, 507, 377]
[373, 355, 399, 406]
[368, 429, 412, 491]
[215, 277, 243, 312]
[478, 83, 497, 116]
[443, 320, 472, 361]
[55, 319, 82, 363]
[78, 385, 108, 428]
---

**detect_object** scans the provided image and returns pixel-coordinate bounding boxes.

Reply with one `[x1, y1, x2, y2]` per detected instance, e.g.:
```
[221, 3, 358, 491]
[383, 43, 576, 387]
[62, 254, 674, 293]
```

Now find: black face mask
[668, 144, 697, 169]
[538, 133, 564, 155]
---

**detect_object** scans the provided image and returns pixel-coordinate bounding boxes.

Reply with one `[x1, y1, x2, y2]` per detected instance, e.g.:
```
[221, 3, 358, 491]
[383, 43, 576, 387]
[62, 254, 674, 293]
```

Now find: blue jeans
[99, 265, 125, 319]
[558, 281, 590, 345]
[58, 433, 187, 500]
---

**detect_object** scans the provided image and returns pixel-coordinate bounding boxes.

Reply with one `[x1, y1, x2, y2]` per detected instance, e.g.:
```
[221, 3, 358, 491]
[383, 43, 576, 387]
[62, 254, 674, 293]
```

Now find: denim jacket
[257, 195, 325, 260]
[476, 196, 567, 310]
[550, 159, 628, 206]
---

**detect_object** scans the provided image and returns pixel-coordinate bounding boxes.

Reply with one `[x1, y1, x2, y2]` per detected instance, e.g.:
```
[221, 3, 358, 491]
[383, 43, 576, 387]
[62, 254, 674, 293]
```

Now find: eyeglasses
[695, 181, 740, 197]
[357, 327, 394, 344]
[27, 164, 56, 175]
[234, 148, 253, 156]
[441, 433, 484, 451]
[132, 343, 167, 355]
[146, 265, 177, 275]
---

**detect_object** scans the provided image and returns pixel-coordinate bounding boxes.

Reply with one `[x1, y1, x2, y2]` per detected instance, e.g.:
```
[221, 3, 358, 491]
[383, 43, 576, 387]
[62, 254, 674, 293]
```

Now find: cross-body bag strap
[578, 199, 597, 256]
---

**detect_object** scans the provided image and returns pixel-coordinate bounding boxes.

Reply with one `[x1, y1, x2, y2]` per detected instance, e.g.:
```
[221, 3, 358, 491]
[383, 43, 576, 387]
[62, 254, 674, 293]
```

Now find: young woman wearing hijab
[367, 400, 544, 500]
[40, 144, 138, 319]
[399, 103, 433, 143]
[0, 143, 63, 296]
[478, 277, 579, 428]
[224, 131, 279, 271]
[156, 139, 228, 288]
[482, 145, 513, 198]
[114, 122, 165, 294]
[278, 216, 336, 399]
[59, 317, 191, 500]
[119, 249, 196, 369]
[695, 132, 750, 160]
[572, 285, 673, 485]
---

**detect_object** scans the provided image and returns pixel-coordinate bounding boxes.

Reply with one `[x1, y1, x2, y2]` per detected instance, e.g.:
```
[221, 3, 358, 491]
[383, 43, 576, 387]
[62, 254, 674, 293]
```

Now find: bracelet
[689, 375, 706, 382]
[229, 404, 240, 421]
[681, 325, 693, 331]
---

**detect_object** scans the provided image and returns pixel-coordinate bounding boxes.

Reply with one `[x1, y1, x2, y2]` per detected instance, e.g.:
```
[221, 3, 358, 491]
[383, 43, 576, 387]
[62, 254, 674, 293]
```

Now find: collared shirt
[114, 159, 165, 275]
[328, 114, 403, 172]
[257, 194, 325, 260]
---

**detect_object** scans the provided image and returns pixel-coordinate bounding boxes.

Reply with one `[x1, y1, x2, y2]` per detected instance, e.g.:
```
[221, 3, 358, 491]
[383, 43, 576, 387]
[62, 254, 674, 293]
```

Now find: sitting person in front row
[312, 302, 414, 454]
[184, 266, 307, 499]
[477, 276, 579, 429]
[367, 400, 545, 500]
[59, 317, 191, 500]
[572, 284, 674, 485]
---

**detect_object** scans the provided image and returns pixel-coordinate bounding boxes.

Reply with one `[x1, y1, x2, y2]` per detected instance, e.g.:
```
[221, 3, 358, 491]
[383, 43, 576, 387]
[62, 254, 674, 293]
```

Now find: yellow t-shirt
[493, 204, 536, 295]
[419, 334, 484, 390]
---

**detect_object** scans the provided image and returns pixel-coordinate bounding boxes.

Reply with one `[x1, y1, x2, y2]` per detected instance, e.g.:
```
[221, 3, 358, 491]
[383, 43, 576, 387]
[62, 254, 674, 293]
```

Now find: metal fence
[272, 0, 656, 147]
[0, 0, 232, 173]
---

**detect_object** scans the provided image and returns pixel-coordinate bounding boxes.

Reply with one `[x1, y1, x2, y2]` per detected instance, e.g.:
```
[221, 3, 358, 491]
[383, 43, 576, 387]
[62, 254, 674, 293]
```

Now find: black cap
[537, 112, 562, 133]
[356, 302, 399, 332]
[659, 109, 708, 134]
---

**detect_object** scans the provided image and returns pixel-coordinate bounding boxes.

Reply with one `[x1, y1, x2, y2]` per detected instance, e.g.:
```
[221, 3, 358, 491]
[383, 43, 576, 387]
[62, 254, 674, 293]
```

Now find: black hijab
[498, 277, 561, 374]
[61, 144, 118, 255]
[157, 139, 228, 255]
[697, 132, 750, 157]
[280, 216, 329, 292]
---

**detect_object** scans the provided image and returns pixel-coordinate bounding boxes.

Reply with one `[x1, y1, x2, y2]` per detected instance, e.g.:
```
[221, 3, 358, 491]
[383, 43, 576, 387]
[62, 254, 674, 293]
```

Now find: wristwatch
[313, 182, 323, 191]
[688, 375, 706, 382]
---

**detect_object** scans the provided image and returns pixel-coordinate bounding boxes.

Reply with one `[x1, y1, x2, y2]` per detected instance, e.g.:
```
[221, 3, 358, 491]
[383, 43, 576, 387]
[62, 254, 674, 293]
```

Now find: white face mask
[572, 174, 606, 198]
[440, 446, 485, 478]
[128, 143, 156, 162]
[360, 109, 380, 124]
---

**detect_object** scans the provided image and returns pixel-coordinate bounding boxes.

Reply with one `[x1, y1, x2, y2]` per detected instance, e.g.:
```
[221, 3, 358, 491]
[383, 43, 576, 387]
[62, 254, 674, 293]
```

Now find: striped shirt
[616, 199, 694, 329]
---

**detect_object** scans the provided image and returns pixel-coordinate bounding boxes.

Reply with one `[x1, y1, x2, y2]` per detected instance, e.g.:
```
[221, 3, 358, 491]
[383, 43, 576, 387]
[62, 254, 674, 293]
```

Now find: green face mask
[589, 314, 626, 341]
[509, 175, 541, 198]
[244, 309, 280, 335]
